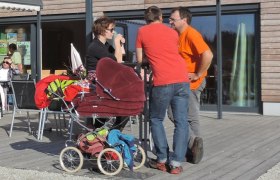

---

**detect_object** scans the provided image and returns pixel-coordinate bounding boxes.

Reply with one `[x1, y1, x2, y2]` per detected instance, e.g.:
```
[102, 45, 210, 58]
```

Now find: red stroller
[35, 57, 146, 176]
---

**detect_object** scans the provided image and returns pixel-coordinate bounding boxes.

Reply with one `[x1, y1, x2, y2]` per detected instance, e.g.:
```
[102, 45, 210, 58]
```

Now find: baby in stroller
[35, 57, 146, 176]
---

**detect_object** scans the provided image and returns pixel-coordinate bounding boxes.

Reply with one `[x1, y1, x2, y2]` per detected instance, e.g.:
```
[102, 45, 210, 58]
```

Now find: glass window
[0, 24, 31, 73]
[192, 13, 258, 108]
[112, 10, 259, 110]
[116, 20, 145, 62]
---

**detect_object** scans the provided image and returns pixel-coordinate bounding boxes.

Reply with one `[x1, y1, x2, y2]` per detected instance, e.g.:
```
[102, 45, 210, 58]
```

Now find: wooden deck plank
[0, 111, 280, 179]
[150, 114, 280, 180]
[199, 136, 280, 180]
[236, 152, 280, 180]
[185, 126, 279, 179]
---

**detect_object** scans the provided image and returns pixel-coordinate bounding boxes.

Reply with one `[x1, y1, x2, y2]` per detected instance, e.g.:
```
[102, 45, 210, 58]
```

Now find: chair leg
[0, 96, 2, 119]
[37, 111, 43, 140]
[58, 114, 62, 133]
[6, 97, 9, 112]
[54, 114, 58, 133]
[135, 115, 139, 124]
[52, 113, 66, 134]
[38, 109, 47, 140]
[37, 109, 44, 140]
[9, 109, 16, 137]
[6, 93, 9, 112]
[68, 117, 74, 141]
[40, 111, 48, 140]
[63, 114, 67, 128]
[27, 112, 32, 134]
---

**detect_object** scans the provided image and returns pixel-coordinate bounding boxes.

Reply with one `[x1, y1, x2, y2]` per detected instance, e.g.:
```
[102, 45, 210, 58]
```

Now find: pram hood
[75, 58, 145, 117]
[95, 57, 145, 102]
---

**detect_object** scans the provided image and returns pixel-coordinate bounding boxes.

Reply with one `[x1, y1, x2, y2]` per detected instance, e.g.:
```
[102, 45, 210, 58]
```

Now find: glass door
[191, 13, 259, 112]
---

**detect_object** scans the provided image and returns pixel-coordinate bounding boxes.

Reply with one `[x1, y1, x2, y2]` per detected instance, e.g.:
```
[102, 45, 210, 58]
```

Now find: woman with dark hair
[86, 16, 125, 77]
[8, 43, 23, 73]
[85, 16, 128, 131]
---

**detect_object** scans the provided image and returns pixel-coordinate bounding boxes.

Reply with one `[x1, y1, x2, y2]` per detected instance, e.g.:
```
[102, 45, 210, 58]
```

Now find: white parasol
[70, 43, 84, 73]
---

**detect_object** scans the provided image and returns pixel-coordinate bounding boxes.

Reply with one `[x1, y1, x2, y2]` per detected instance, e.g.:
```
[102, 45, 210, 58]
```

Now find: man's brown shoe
[191, 137, 203, 164]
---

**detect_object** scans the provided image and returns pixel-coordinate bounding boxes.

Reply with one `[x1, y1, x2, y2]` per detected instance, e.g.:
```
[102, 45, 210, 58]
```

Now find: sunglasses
[106, 28, 115, 33]
[3, 61, 11, 65]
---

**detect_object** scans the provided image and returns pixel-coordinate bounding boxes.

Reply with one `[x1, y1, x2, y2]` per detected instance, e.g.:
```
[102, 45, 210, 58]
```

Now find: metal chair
[9, 80, 43, 138]
[37, 99, 68, 140]
[5, 73, 31, 112]
[12, 73, 30, 81]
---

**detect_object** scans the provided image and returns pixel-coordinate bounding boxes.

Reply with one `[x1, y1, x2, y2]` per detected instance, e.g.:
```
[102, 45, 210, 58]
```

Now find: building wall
[260, 1, 280, 103]
[259, 0, 280, 115]
[0, 0, 279, 114]
[91, 0, 280, 114]
[91, 0, 280, 103]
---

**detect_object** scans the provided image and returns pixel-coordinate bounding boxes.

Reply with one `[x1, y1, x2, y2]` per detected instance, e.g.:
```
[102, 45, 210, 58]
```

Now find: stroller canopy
[95, 57, 145, 102]
[75, 58, 145, 117]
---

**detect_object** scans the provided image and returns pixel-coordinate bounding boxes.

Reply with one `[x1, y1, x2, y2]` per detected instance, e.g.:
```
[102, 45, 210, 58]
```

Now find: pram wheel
[133, 144, 146, 170]
[97, 148, 123, 176]
[59, 146, 84, 173]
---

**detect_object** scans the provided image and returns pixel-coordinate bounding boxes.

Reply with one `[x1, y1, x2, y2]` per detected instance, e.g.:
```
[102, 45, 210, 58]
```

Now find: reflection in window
[192, 13, 258, 108]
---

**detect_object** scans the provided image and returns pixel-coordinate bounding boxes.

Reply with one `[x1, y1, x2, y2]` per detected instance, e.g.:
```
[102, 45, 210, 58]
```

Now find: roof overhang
[0, 0, 43, 12]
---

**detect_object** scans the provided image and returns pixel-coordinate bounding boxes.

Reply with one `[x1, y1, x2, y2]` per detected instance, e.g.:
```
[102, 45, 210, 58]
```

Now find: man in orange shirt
[169, 7, 213, 164]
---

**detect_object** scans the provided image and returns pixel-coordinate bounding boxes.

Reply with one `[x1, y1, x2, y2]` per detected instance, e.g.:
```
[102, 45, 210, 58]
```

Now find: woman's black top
[86, 38, 116, 71]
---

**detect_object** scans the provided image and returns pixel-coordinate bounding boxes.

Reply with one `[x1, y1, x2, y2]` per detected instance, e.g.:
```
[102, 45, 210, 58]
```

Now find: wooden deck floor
[0, 111, 280, 180]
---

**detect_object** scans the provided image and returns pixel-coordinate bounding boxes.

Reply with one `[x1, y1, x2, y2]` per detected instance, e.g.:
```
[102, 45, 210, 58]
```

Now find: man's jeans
[167, 79, 205, 148]
[150, 82, 190, 167]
